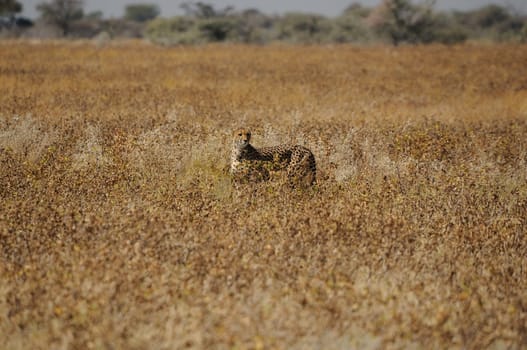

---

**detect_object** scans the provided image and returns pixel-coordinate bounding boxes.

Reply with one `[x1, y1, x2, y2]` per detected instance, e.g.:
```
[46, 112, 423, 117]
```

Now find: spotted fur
[230, 128, 316, 186]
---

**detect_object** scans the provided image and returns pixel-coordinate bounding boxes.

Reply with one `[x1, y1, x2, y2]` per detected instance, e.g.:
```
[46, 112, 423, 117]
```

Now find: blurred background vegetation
[1, 0, 526, 44]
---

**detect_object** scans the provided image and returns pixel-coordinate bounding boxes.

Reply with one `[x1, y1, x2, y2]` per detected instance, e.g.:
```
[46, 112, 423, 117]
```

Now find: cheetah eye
[238, 133, 242, 136]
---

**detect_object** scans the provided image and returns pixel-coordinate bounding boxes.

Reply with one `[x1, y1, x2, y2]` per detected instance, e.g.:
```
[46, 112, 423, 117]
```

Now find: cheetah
[230, 128, 316, 187]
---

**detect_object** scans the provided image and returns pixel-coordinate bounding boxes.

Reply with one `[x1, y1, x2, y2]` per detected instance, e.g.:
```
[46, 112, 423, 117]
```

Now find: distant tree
[341, 3, 371, 18]
[37, 0, 84, 36]
[146, 2, 244, 45]
[366, 0, 437, 45]
[453, 4, 524, 41]
[425, 11, 467, 44]
[0, 0, 22, 15]
[237, 8, 273, 43]
[0, 0, 32, 31]
[471, 4, 510, 28]
[178, 2, 243, 43]
[124, 4, 159, 22]
[277, 13, 333, 43]
[145, 16, 199, 44]
[198, 17, 240, 41]
[334, 3, 372, 43]
[14, 16, 33, 27]
[180, 2, 233, 19]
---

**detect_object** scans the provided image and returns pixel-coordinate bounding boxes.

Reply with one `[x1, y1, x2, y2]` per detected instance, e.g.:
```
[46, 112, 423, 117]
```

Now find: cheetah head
[232, 128, 251, 150]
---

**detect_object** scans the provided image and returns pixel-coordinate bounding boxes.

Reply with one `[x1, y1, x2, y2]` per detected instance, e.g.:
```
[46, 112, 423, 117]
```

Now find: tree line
[1, 0, 526, 44]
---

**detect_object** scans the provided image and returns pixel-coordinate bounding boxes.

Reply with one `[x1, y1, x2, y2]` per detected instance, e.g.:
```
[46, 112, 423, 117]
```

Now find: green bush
[275, 13, 333, 44]
[198, 17, 242, 42]
[145, 17, 200, 45]
[141, 1, 524, 45]
[332, 11, 373, 43]
[124, 4, 160, 22]
[146, 13, 273, 45]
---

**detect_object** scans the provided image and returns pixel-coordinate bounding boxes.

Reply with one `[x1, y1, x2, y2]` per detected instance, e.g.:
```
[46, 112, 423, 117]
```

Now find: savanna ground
[0, 41, 526, 349]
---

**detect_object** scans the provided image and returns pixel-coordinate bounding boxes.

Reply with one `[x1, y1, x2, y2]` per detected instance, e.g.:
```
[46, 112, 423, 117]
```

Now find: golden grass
[1, 40, 526, 349]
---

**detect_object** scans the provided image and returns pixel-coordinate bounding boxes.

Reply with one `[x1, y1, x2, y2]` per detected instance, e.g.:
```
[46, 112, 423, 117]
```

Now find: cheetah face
[232, 128, 251, 150]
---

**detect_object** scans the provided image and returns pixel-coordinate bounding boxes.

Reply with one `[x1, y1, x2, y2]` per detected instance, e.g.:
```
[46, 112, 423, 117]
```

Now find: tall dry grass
[0, 40, 526, 349]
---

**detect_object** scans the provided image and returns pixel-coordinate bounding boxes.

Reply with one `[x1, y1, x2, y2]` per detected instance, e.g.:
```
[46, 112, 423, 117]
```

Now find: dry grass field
[1, 40, 526, 349]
